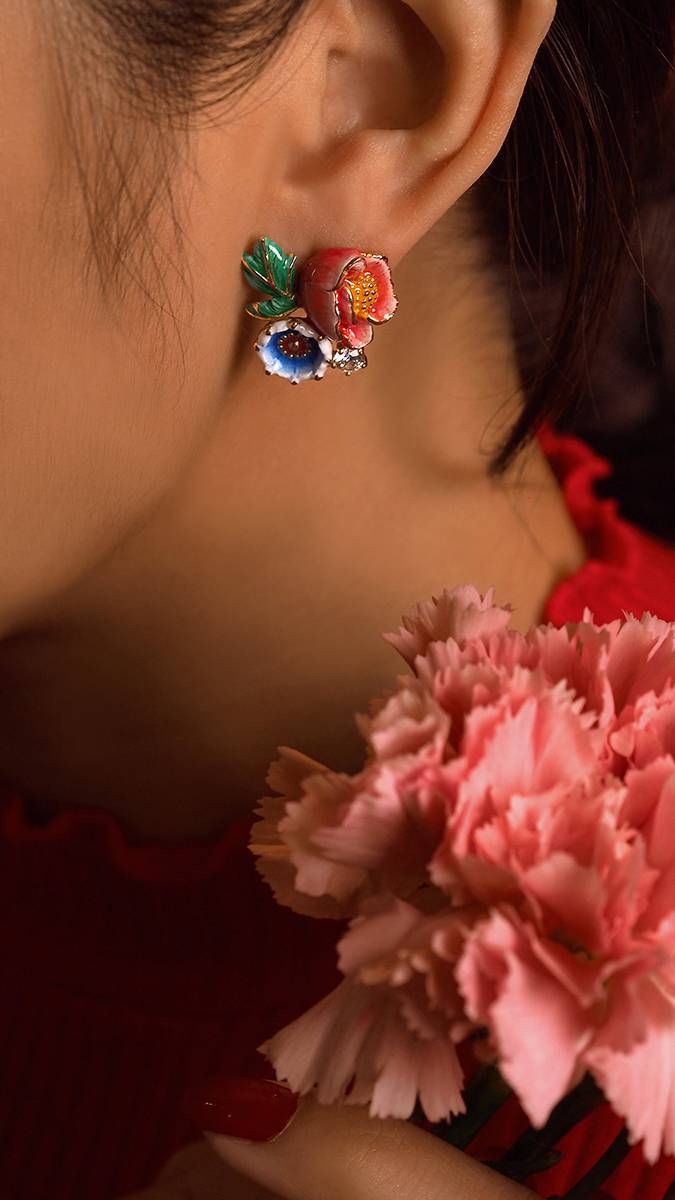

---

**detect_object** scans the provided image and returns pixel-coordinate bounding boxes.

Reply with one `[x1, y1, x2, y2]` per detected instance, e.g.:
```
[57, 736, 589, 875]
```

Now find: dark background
[515, 113, 675, 546]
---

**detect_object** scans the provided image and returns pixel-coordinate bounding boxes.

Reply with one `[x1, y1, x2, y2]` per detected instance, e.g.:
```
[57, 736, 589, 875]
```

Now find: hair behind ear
[478, 1, 674, 476]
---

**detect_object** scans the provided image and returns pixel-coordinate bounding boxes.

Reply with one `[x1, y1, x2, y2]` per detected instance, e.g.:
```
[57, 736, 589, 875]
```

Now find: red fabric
[1, 424, 674, 1200]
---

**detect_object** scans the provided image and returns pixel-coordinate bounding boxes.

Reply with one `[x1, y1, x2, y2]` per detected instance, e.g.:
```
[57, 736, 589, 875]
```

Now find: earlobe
[286, 0, 557, 265]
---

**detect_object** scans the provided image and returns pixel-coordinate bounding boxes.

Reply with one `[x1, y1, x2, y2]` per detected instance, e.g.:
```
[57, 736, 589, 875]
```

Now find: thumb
[183, 1077, 536, 1200]
[121, 1137, 283, 1200]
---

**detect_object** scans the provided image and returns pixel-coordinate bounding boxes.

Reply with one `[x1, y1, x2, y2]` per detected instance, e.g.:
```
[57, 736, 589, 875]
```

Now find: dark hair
[74, 0, 305, 115]
[65, 1, 674, 475]
[479, 2, 674, 474]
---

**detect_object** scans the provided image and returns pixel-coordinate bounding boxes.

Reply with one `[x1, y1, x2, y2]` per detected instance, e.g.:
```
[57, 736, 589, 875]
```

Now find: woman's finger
[189, 1079, 536, 1200]
[120, 1138, 281, 1199]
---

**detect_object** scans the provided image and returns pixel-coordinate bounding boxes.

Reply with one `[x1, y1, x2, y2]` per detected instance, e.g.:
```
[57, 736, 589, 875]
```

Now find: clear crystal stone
[332, 345, 368, 375]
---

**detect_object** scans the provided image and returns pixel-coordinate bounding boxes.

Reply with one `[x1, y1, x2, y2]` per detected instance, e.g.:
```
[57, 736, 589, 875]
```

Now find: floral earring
[241, 238, 399, 384]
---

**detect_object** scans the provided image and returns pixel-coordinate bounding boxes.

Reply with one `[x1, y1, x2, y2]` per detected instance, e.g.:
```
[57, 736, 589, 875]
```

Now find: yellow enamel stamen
[346, 271, 379, 320]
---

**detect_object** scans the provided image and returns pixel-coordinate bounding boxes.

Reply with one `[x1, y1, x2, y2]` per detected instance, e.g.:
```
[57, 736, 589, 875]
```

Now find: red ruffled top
[1, 426, 674, 1200]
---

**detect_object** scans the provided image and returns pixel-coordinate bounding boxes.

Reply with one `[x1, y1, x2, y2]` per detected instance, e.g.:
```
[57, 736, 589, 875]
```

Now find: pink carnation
[250, 585, 675, 1163]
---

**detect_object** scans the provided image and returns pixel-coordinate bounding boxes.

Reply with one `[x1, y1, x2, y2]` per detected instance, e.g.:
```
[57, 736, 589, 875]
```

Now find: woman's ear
[280, 0, 557, 262]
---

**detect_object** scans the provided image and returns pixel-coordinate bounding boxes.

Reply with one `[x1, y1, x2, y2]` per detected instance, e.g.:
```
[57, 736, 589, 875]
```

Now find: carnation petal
[457, 912, 589, 1126]
[368, 1010, 421, 1118]
[523, 853, 606, 954]
[338, 895, 424, 976]
[259, 978, 381, 1103]
[586, 982, 675, 1164]
[312, 761, 447, 896]
[259, 976, 465, 1124]
[355, 676, 451, 763]
[608, 618, 675, 713]
[449, 693, 598, 860]
[590, 969, 656, 1054]
[622, 760, 675, 871]
[252, 755, 358, 918]
[265, 745, 331, 797]
[283, 774, 371, 905]
[641, 865, 675, 933]
[370, 1020, 465, 1123]
[431, 851, 518, 906]
[528, 931, 603, 1007]
[418, 1039, 466, 1123]
[251, 753, 371, 915]
[253, 852, 358, 919]
[383, 585, 512, 669]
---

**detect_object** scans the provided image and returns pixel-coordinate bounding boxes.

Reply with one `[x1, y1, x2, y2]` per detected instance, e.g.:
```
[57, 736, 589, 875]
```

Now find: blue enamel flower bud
[256, 319, 333, 384]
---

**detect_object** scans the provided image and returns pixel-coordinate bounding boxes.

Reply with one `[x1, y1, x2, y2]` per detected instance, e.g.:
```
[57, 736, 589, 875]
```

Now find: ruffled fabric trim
[537, 424, 675, 627]
[0, 778, 253, 885]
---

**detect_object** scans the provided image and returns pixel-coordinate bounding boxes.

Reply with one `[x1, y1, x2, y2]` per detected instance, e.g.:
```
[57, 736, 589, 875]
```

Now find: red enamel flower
[298, 249, 398, 350]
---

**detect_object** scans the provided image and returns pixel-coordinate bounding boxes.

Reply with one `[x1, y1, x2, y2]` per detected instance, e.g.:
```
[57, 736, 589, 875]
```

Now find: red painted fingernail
[182, 1076, 300, 1142]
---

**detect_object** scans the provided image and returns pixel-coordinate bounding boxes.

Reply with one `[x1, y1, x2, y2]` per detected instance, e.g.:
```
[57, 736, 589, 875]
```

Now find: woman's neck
[0, 223, 587, 841]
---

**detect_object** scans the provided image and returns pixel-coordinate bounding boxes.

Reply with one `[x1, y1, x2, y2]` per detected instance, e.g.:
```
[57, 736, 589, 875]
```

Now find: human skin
[121, 1094, 536, 1198]
[0, 0, 586, 846]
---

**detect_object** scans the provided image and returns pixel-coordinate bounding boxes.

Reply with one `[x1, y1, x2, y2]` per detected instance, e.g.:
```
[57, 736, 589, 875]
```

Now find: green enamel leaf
[242, 237, 297, 303]
[266, 239, 297, 297]
[246, 295, 298, 320]
[242, 244, 276, 297]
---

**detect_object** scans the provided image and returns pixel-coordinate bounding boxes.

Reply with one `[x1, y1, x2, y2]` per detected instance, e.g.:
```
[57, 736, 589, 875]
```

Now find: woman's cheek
[0, 2, 260, 632]
[0, 248, 226, 633]
[0, 6, 235, 632]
